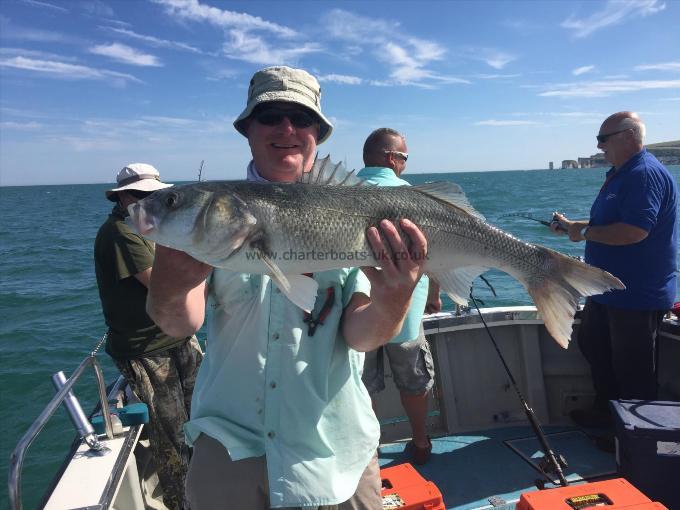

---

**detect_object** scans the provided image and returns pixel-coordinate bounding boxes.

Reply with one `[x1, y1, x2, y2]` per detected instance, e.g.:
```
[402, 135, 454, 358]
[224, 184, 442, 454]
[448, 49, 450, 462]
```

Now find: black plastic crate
[610, 400, 680, 510]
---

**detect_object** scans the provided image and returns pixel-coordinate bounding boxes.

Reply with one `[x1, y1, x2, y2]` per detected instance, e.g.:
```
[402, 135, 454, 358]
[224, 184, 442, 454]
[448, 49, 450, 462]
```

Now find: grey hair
[363, 127, 405, 165]
[619, 116, 646, 144]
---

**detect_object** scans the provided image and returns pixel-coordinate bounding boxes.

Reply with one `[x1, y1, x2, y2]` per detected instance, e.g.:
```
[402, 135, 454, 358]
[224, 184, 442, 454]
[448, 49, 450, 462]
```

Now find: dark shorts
[362, 328, 435, 395]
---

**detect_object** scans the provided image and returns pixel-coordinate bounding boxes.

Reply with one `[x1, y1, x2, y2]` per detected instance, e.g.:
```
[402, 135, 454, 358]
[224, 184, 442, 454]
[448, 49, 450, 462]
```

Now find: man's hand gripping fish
[129, 156, 624, 349]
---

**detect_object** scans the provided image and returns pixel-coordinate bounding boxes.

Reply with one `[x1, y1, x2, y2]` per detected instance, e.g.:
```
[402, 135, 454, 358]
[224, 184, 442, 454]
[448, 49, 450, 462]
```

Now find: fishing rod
[500, 212, 568, 232]
[469, 287, 569, 488]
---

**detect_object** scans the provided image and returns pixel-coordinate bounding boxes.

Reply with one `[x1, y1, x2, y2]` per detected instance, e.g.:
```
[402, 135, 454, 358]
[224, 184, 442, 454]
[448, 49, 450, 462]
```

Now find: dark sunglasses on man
[126, 189, 155, 200]
[596, 128, 630, 144]
[253, 105, 319, 129]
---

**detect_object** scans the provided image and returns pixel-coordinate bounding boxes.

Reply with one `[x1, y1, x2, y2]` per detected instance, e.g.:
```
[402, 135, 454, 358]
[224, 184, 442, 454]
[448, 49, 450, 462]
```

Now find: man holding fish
[146, 66, 428, 509]
[135, 66, 625, 507]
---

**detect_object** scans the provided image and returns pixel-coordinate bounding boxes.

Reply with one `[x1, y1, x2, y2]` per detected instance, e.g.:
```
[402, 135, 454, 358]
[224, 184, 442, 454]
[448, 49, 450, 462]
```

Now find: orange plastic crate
[516, 478, 667, 510]
[380, 463, 445, 510]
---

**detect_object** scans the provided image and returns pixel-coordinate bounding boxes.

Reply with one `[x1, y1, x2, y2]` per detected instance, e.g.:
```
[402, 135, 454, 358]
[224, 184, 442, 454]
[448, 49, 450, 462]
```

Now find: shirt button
[268, 431, 276, 439]
[272, 333, 280, 340]
[270, 381, 277, 389]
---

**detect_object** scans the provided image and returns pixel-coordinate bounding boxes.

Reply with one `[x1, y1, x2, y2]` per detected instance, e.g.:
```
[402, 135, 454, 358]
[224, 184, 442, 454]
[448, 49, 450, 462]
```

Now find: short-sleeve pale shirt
[184, 268, 379, 507]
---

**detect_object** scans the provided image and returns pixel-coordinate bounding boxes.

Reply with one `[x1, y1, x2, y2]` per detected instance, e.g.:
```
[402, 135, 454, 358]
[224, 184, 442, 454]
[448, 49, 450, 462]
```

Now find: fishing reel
[534, 453, 569, 489]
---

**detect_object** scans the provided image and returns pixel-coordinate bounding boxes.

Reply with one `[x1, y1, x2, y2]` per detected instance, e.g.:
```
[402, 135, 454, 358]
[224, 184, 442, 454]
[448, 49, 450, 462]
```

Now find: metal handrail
[8, 354, 114, 510]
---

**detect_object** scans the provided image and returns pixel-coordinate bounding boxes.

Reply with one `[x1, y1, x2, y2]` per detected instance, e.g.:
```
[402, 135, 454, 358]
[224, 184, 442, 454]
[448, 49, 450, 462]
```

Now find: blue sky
[1, 0, 679, 186]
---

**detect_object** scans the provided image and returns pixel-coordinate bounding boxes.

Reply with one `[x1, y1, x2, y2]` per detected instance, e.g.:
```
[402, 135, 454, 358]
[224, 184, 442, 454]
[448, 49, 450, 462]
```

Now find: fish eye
[164, 192, 179, 208]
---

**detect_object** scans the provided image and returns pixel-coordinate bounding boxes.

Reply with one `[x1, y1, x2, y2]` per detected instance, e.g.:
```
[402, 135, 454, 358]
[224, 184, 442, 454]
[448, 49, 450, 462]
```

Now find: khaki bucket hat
[106, 163, 173, 201]
[233, 66, 333, 144]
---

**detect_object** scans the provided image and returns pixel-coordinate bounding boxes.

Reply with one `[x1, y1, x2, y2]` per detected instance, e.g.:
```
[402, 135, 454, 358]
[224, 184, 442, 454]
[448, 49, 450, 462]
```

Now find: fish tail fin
[521, 247, 624, 349]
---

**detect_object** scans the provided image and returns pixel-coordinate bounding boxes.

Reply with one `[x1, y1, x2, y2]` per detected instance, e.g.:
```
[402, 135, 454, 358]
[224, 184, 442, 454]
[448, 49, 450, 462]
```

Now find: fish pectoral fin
[258, 253, 291, 289]
[413, 182, 485, 220]
[257, 251, 318, 311]
[430, 266, 489, 306]
[274, 274, 319, 312]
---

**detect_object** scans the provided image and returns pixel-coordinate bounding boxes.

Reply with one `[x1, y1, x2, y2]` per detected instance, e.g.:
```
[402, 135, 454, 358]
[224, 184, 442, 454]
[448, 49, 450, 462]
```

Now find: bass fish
[129, 157, 624, 348]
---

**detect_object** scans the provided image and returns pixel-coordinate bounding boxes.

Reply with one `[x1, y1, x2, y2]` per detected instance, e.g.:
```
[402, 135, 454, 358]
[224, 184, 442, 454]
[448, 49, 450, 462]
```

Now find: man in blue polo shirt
[551, 111, 677, 429]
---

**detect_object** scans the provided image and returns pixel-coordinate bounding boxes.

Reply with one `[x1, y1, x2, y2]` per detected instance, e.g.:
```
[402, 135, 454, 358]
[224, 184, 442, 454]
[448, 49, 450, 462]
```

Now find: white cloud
[321, 9, 467, 88]
[104, 27, 204, 54]
[140, 115, 195, 126]
[80, 1, 115, 18]
[476, 73, 521, 79]
[154, 0, 297, 38]
[475, 120, 540, 126]
[89, 43, 162, 67]
[0, 16, 75, 43]
[0, 56, 141, 85]
[457, 47, 517, 70]
[0, 47, 79, 62]
[323, 9, 399, 42]
[1, 121, 43, 130]
[484, 52, 516, 70]
[540, 79, 680, 98]
[153, 0, 322, 66]
[562, 0, 665, 38]
[20, 0, 68, 12]
[318, 74, 363, 85]
[573, 65, 595, 76]
[550, 111, 603, 118]
[222, 29, 321, 65]
[634, 62, 680, 72]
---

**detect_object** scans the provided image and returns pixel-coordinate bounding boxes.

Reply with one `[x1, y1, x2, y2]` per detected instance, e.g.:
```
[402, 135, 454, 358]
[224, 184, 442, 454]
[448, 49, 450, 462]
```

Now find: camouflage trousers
[114, 336, 203, 510]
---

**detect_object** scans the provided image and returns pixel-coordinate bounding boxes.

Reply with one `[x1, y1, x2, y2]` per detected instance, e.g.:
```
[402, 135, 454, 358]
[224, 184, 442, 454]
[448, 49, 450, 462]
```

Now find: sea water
[1, 166, 678, 507]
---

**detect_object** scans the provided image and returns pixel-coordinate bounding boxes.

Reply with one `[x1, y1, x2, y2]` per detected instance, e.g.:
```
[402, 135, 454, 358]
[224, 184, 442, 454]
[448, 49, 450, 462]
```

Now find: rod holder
[51, 371, 98, 445]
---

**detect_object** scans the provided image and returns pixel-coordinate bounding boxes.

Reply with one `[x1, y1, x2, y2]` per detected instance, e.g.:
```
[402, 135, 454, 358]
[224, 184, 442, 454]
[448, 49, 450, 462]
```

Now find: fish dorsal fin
[299, 154, 369, 186]
[413, 182, 485, 221]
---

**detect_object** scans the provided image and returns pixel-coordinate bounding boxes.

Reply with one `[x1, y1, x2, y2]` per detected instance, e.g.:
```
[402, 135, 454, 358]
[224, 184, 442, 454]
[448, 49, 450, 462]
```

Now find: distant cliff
[581, 140, 680, 168]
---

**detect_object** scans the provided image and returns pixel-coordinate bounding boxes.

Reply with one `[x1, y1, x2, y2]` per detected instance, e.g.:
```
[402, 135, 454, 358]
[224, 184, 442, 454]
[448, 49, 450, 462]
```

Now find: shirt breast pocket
[208, 271, 261, 310]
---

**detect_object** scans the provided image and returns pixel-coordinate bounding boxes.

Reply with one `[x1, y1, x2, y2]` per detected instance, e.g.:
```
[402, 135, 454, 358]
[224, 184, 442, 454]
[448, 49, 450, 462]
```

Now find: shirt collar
[608, 148, 646, 178]
[357, 166, 400, 181]
[246, 161, 271, 182]
[111, 203, 128, 219]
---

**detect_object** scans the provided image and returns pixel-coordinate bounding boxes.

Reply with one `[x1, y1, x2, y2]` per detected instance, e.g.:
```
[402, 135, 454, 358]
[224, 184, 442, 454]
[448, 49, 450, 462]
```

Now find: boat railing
[8, 352, 114, 510]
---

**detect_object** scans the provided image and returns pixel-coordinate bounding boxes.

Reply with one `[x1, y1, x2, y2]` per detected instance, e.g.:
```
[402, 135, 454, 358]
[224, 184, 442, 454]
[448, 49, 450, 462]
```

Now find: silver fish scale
[221, 182, 551, 276]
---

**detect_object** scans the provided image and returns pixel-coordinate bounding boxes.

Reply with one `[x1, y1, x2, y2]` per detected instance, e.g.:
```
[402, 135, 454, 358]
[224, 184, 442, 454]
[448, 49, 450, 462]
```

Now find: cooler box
[516, 478, 663, 510]
[610, 400, 680, 510]
[380, 463, 445, 510]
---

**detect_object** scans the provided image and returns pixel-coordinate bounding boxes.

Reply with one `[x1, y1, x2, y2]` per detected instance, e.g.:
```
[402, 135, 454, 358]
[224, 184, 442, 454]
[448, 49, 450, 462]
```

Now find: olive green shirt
[94, 204, 185, 359]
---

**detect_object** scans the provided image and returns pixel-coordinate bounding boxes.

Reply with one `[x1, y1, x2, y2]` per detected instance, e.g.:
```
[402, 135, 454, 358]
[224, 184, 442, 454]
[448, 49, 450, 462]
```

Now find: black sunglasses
[127, 189, 154, 199]
[596, 128, 629, 144]
[253, 107, 319, 129]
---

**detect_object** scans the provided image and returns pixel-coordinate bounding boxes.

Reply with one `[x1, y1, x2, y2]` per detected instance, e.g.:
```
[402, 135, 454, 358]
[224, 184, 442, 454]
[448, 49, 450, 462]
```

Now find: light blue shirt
[184, 268, 379, 507]
[357, 166, 430, 343]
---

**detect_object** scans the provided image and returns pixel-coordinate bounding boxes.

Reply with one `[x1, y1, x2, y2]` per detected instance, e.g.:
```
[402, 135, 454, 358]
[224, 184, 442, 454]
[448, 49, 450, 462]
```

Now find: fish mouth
[128, 202, 157, 235]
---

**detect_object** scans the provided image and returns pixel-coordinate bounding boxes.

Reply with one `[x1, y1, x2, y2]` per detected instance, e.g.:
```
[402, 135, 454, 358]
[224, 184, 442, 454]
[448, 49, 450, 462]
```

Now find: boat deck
[378, 425, 617, 510]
